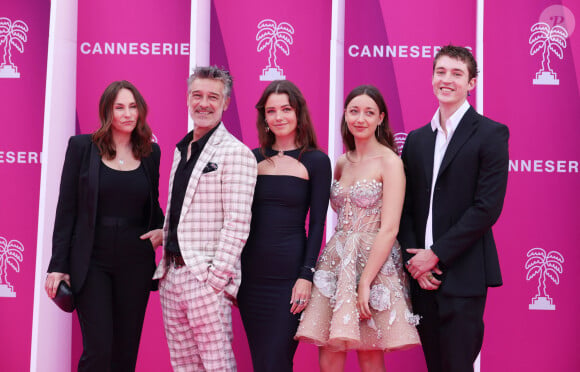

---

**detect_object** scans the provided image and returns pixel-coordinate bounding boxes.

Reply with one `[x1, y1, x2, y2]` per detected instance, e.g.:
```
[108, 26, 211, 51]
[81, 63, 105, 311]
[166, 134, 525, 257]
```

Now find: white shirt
[424, 100, 470, 251]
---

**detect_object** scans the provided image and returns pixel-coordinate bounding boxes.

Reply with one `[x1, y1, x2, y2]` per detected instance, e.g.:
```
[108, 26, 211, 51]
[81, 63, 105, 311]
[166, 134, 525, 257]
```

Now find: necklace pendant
[277, 150, 284, 157]
[118, 159, 125, 165]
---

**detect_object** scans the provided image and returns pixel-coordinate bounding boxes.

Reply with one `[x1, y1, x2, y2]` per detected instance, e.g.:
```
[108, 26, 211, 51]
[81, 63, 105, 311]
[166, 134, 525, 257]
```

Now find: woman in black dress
[237, 80, 332, 371]
[45, 81, 164, 371]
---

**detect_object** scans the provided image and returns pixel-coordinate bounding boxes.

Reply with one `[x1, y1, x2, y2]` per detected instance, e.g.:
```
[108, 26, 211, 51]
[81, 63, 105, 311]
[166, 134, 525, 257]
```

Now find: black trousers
[75, 224, 155, 372]
[412, 287, 487, 372]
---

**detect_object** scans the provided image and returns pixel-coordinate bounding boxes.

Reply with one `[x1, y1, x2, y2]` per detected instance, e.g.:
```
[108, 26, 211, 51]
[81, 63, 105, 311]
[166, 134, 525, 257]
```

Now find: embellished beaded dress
[295, 179, 420, 351]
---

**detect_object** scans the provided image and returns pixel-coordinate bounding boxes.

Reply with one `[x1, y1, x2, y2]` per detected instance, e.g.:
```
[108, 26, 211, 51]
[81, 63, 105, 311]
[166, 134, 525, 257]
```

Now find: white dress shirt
[424, 100, 470, 251]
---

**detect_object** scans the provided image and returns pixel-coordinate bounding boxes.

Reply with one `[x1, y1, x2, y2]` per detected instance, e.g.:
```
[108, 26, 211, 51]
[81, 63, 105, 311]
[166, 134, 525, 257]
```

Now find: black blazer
[47, 134, 164, 293]
[399, 106, 509, 297]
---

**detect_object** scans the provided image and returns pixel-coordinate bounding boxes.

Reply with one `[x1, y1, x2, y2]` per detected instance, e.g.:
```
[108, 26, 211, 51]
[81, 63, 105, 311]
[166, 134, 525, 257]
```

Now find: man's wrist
[428, 248, 439, 263]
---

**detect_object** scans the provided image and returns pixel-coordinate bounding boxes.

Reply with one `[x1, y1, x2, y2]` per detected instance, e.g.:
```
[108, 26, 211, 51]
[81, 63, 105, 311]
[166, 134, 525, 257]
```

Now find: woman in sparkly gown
[237, 80, 332, 372]
[295, 85, 420, 371]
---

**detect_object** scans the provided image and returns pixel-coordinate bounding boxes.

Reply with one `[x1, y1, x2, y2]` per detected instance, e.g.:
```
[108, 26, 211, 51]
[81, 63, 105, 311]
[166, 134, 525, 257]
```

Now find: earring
[468, 92, 471, 97]
[266, 126, 270, 133]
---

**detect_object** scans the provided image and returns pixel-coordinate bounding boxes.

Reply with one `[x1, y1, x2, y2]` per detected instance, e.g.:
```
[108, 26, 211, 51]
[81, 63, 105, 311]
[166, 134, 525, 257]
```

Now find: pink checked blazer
[154, 124, 257, 299]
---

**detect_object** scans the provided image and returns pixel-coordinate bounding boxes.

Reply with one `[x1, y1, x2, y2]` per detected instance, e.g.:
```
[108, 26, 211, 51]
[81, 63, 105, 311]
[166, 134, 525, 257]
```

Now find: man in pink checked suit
[154, 66, 257, 372]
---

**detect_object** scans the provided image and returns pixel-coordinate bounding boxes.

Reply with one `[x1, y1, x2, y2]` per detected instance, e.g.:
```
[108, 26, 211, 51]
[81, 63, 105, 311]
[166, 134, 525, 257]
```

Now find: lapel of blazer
[437, 106, 479, 179]
[420, 126, 438, 186]
[87, 142, 101, 228]
[141, 154, 153, 190]
[179, 124, 227, 223]
[141, 153, 155, 228]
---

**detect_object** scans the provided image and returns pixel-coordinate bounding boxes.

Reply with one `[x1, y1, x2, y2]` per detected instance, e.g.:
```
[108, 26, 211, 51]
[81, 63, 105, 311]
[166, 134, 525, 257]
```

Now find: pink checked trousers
[160, 266, 236, 372]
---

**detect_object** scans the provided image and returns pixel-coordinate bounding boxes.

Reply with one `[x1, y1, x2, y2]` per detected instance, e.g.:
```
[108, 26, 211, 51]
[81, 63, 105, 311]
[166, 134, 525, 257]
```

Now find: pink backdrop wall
[345, 0, 477, 137]
[0, 1, 49, 370]
[483, 1, 580, 370]
[1, 0, 579, 371]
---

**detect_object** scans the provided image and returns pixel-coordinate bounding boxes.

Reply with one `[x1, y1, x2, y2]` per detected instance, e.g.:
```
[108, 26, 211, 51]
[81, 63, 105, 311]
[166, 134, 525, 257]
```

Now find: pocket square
[202, 162, 218, 173]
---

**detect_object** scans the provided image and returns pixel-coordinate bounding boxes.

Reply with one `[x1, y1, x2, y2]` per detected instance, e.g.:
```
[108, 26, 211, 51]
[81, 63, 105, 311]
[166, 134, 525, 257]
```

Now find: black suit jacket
[47, 134, 164, 294]
[398, 106, 509, 297]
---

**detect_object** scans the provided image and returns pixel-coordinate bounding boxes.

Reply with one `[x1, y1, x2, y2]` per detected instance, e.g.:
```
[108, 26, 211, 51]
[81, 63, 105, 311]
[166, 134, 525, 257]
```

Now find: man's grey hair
[187, 66, 233, 98]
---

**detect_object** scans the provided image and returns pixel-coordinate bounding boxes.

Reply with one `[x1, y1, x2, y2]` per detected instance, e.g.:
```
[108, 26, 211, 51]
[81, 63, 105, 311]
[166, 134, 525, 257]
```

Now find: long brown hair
[92, 80, 153, 159]
[255, 80, 319, 158]
[341, 85, 396, 153]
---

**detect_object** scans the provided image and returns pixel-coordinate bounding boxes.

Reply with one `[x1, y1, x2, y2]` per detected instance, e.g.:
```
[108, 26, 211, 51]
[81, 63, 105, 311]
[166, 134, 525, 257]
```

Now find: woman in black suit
[45, 80, 164, 372]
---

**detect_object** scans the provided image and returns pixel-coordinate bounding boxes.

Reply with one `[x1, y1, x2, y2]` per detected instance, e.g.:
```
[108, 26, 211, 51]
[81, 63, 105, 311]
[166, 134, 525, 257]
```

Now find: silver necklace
[273, 147, 297, 157]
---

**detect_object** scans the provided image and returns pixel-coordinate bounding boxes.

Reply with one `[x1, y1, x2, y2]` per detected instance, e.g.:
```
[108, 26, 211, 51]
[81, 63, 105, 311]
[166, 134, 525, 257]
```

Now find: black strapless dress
[237, 148, 331, 372]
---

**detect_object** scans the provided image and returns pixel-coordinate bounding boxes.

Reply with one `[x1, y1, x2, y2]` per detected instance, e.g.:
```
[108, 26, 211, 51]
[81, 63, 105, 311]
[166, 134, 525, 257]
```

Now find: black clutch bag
[52, 280, 75, 313]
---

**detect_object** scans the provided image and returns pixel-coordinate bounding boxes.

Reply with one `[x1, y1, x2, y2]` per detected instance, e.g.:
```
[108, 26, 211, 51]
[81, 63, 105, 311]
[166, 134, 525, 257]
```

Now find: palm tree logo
[393, 133, 408, 156]
[525, 247, 564, 310]
[529, 22, 568, 85]
[0, 237, 24, 298]
[256, 19, 294, 81]
[0, 17, 29, 79]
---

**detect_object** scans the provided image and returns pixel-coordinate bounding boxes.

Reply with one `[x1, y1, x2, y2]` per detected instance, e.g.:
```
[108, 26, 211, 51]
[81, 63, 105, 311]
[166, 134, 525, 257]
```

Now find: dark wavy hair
[255, 80, 319, 159]
[341, 85, 396, 153]
[433, 44, 479, 81]
[92, 80, 153, 159]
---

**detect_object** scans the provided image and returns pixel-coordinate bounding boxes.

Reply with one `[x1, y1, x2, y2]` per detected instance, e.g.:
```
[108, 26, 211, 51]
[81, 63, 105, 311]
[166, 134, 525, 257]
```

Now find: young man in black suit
[399, 45, 509, 372]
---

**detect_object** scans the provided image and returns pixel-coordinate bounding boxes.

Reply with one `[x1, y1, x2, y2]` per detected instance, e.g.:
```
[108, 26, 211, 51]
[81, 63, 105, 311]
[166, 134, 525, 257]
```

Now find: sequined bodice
[330, 179, 382, 233]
